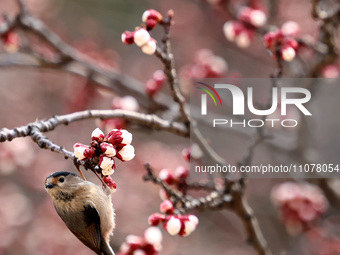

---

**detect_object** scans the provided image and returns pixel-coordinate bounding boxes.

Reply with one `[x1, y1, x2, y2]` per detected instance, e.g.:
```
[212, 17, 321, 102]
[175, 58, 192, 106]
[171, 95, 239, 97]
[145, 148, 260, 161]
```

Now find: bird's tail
[101, 240, 115, 255]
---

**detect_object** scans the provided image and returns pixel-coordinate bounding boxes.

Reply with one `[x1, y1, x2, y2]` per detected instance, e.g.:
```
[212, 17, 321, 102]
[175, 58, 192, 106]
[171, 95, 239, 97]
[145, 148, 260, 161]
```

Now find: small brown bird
[45, 171, 115, 255]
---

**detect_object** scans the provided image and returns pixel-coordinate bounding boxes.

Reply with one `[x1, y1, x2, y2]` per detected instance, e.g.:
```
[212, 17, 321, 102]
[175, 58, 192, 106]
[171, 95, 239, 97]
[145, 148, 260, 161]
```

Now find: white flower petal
[165, 217, 181, 236]
[118, 145, 135, 161]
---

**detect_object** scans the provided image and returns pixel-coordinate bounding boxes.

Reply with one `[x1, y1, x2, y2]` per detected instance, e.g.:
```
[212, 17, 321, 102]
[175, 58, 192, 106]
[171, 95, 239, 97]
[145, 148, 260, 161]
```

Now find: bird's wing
[69, 204, 103, 255]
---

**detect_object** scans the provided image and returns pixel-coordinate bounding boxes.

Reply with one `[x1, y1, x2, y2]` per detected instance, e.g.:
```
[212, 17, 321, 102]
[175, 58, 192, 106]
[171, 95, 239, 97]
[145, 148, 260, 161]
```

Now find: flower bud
[208, 55, 228, 76]
[91, 128, 105, 142]
[103, 176, 117, 192]
[235, 31, 252, 48]
[158, 168, 175, 185]
[106, 129, 133, 145]
[99, 156, 115, 175]
[126, 235, 143, 246]
[73, 143, 95, 160]
[174, 166, 189, 180]
[181, 147, 190, 161]
[100, 142, 116, 157]
[134, 28, 151, 47]
[145, 19, 158, 30]
[281, 46, 296, 62]
[144, 227, 162, 246]
[112, 96, 139, 111]
[249, 9, 267, 27]
[163, 216, 181, 236]
[116, 144, 135, 161]
[179, 215, 199, 237]
[281, 21, 300, 37]
[223, 21, 236, 42]
[148, 213, 166, 226]
[142, 9, 163, 23]
[284, 41, 298, 54]
[264, 31, 277, 49]
[141, 38, 157, 55]
[152, 70, 166, 86]
[121, 31, 135, 45]
[146, 79, 161, 97]
[160, 200, 174, 214]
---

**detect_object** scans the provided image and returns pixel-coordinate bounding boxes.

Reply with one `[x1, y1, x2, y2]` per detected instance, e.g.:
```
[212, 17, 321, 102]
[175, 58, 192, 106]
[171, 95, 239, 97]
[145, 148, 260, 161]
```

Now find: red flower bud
[146, 79, 162, 97]
[283, 38, 299, 50]
[152, 70, 166, 86]
[116, 145, 135, 162]
[148, 213, 166, 226]
[158, 168, 175, 185]
[73, 143, 95, 160]
[160, 200, 174, 214]
[99, 155, 115, 175]
[178, 215, 199, 237]
[106, 129, 132, 145]
[103, 176, 117, 192]
[181, 147, 190, 161]
[142, 9, 163, 23]
[121, 31, 135, 45]
[91, 128, 105, 142]
[163, 216, 181, 236]
[100, 142, 116, 157]
[145, 19, 158, 30]
[174, 166, 189, 180]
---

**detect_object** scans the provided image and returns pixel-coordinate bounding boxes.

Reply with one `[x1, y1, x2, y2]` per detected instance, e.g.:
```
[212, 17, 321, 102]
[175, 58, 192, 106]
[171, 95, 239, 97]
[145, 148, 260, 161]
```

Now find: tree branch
[0, 109, 189, 143]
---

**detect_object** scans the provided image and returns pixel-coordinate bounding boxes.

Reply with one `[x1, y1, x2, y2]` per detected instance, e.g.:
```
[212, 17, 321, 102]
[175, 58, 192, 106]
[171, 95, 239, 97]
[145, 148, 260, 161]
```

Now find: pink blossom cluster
[264, 21, 300, 62]
[145, 70, 166, 97]
[148, 200, 199, 237]
[179, 49, 231, 94]
[180, 49, 228, 81]
[223, 7, 267, 48]
[271, 182, 329, 235]
[73, 128, 135, 190]
[122, 9, 164, 55]
[118, 227, 162, 255]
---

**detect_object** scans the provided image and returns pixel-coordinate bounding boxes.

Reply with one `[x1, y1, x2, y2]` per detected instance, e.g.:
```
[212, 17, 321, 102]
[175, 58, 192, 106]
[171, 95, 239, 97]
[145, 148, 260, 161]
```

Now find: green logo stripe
[197, 87, 217, 106]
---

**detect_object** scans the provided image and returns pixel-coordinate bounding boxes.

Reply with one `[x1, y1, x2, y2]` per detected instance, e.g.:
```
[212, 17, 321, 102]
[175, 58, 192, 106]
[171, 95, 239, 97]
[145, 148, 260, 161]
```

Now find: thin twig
[143, 163, 231, 213]
[156, 12, 189, 124]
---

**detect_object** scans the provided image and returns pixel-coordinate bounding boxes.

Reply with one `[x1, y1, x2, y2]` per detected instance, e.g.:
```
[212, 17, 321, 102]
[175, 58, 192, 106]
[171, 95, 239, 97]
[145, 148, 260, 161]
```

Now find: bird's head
[45, 171, 82, 200]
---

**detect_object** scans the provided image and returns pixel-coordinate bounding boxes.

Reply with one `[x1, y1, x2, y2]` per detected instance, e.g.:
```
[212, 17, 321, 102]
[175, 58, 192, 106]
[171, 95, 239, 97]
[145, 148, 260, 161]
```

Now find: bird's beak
[45, 182, 55, 189]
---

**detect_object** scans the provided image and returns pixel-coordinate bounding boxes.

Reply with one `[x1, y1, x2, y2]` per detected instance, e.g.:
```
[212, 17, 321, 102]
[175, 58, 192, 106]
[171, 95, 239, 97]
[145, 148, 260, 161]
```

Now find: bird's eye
[59, 177, 65, 183]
